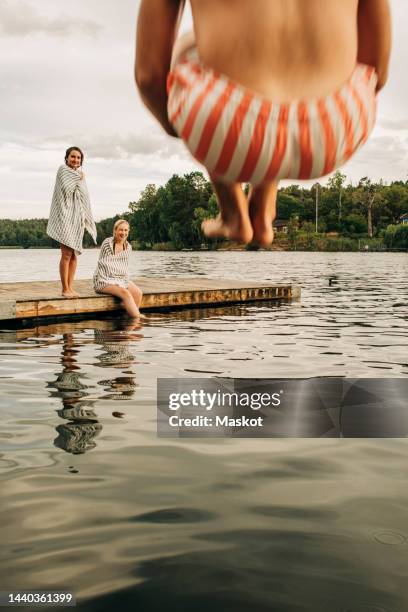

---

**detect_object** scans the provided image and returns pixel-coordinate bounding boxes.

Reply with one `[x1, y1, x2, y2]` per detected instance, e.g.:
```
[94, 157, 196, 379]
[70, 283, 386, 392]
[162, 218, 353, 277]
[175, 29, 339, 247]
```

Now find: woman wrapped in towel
[47, 146, 97, 298]
[93, 220, 143, 319]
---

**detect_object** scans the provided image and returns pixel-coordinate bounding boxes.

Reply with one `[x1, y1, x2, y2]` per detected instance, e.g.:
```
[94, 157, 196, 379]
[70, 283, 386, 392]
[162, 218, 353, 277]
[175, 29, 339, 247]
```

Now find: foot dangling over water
[201, 213, 253, 244]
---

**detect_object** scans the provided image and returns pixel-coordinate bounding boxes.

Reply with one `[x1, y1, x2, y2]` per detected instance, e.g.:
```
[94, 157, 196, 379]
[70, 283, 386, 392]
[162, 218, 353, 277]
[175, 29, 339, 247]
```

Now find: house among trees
[398, 213, 408, 224]
[273, 219, 289, 233]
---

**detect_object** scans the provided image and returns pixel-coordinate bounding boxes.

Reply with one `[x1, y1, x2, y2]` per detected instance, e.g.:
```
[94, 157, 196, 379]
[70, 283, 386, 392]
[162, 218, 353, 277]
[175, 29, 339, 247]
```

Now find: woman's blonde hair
[113, 219, 130, 246]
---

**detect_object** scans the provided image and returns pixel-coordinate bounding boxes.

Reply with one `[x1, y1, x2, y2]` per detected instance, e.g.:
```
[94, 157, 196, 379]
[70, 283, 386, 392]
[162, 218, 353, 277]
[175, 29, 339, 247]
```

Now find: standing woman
[47, 147, 97, 298]
[93, 219, 143, 318]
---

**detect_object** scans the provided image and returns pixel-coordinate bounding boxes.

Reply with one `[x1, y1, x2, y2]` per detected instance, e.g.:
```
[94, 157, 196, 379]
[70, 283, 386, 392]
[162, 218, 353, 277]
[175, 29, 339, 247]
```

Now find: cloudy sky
[1, 0, 407, 220]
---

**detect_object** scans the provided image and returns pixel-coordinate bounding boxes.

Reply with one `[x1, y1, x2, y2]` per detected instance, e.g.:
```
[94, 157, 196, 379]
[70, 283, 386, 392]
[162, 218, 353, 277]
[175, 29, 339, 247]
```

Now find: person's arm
[357, 0, 391, 92]
[135, 0, 185, 136]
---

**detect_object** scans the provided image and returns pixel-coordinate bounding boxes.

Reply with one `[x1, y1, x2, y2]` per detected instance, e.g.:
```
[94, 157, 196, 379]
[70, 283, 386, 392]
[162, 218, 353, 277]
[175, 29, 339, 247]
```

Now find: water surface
[0, 251, 407, 611]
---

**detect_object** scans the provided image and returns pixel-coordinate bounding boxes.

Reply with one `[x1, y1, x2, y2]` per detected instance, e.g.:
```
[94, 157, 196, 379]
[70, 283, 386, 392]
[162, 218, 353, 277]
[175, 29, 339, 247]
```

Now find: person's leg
[60, 244, 74, 297]
[170, 35, 250, 245]
[68, 252, 79, 297]
[127, 281, 143, 308]
[101, 285, 140, 318]
[249, 181, 279, 247]
[201, 179, 253, 244]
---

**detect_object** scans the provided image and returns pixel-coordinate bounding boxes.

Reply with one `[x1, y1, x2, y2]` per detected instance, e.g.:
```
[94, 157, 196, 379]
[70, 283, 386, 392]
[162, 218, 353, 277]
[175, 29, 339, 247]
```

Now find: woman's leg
[249, 181, 279, 247]
[101, 285, 140, 318]
[60, 244, 74, 297]
[201, 179, 253, 244]
[68, 252, 79, 297]
[127, 281, 143, 308]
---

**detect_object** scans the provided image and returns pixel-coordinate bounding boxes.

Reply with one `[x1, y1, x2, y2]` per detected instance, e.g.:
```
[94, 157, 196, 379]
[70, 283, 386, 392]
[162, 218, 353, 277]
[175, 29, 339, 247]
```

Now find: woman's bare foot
[249, 181, 278, 247]
[120, 300, 136, 313]
[62, 291, 75, 299]
[69, 289, 80, 298]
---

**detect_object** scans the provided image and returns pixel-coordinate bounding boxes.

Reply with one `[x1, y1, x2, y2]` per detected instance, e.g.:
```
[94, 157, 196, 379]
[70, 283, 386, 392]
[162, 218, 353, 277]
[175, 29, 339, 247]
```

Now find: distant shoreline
[0, 245, 406, 253]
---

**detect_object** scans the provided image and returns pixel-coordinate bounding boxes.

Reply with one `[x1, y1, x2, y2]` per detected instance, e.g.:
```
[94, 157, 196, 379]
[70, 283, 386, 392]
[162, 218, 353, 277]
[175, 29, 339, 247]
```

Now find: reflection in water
[94, 325, 143, 368]
[57, 401, 98, 422]
[94, 324, 143, 402]
[47, 333, 101, 454]
[54, 421, 102, 454]
[98, 377, 138, 401]
[45, 324, 144, 453]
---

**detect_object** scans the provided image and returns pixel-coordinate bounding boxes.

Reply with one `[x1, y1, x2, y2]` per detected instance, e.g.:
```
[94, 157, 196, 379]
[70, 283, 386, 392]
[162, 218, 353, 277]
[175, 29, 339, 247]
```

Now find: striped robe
[47, 165, 97, 254]
[93, 237, 131, 292]
[167, 48, 377, 184]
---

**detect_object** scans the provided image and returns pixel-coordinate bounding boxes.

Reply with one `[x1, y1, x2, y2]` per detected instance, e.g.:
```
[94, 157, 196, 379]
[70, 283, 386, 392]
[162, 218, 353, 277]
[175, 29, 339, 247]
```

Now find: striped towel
[93, 237, 131, 292]
[47, 164, 97, 254]
[167, 48, 377, 184]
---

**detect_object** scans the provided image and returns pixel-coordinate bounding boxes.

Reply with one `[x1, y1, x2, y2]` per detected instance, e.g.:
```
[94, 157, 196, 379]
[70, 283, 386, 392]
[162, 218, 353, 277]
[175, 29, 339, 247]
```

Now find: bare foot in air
[202, 180, 253, 244]
[249, 182, 278, 247]
[249, 214, 274, 247]
[201, 213, 253, 244]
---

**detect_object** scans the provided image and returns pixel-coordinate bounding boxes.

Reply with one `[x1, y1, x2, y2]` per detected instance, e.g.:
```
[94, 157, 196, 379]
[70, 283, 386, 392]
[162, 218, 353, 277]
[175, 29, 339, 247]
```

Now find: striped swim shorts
[167, 48, 377, 185]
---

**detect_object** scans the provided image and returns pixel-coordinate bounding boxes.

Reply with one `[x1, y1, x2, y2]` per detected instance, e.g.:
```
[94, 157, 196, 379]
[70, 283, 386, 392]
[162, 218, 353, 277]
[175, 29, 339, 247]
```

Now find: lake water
[0, 250, 407, 611]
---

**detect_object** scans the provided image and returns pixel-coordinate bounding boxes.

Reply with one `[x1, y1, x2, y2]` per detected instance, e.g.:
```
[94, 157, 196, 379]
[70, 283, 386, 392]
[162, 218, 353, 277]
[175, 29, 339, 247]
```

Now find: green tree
[353, 178, 383, 238]
[340, 213, 367, 235]
[300, 221, 316, 250]
[383, 224, 408, 249]
[287, 216, 299, 249]
[277, 192, 306, 220]
[328, 170, 347, 224]
[128, 172, 214, 249]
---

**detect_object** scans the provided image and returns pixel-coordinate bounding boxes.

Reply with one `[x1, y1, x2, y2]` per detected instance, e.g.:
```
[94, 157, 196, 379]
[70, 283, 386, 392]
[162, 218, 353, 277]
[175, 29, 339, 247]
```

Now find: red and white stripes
[167, 49, 377, 185]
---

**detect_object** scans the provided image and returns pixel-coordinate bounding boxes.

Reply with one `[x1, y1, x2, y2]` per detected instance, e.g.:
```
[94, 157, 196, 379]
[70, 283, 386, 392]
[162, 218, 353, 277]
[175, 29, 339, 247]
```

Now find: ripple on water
[321, 601, 395, 612]
[249, 505, 339, 521]
[372, 531, 407, 546]
[128, 507, 218, 524]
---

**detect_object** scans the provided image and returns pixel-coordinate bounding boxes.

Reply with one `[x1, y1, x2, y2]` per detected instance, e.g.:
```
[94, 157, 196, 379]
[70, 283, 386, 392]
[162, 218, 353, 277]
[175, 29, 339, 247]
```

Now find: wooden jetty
[0, 277, 300, 322]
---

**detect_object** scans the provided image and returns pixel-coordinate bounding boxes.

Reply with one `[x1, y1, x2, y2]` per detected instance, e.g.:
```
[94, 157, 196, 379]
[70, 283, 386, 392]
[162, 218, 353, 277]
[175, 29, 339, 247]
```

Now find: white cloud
[0, 0, 101, 37]
[57, 131, 190, 161]
[377, 115, 408, 132]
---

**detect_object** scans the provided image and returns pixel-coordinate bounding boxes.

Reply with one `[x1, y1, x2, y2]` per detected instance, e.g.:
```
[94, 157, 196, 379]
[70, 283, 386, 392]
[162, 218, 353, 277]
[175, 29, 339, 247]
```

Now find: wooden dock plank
[0, 300, 16, 319]
[0, 277, 300, 322]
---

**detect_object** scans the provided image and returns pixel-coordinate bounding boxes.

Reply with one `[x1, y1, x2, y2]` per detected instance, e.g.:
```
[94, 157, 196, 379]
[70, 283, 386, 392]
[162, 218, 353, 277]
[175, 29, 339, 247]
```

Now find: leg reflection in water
[46, 321, 144, 453]
[94, 322, 143, 406]
[47, 332, 102, 455]
[94, 322, 143, 368]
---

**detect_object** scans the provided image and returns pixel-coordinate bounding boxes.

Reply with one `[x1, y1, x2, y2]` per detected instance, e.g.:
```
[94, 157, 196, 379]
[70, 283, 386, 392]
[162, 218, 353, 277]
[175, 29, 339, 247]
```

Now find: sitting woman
[93, 220, 143, 318]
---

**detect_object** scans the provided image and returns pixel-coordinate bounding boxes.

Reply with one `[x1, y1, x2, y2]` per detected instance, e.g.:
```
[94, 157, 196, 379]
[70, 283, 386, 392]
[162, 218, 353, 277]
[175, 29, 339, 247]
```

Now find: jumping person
[47, 147, 97, 297]
[93, 220, 143, 319]
[135, 0, 391, 246]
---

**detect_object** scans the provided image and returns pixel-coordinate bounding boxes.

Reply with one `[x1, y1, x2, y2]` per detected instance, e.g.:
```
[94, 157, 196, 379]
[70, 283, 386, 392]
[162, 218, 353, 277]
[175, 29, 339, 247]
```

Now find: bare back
[190, 0, 359, 101]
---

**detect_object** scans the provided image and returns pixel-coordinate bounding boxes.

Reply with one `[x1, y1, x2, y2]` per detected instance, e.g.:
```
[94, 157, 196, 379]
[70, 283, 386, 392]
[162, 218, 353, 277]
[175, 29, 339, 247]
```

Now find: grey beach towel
[47, 164, 97, 254]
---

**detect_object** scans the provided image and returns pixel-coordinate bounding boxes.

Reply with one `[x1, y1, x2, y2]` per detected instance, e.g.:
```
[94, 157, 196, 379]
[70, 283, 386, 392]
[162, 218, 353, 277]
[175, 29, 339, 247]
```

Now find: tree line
[1, 171, 407, 250]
